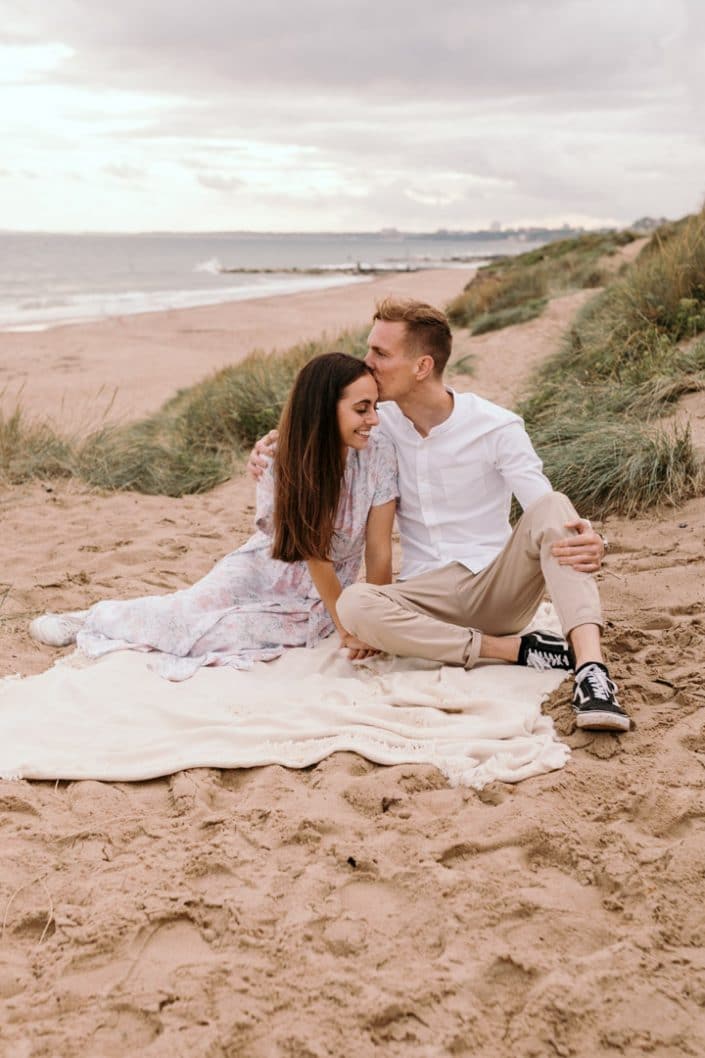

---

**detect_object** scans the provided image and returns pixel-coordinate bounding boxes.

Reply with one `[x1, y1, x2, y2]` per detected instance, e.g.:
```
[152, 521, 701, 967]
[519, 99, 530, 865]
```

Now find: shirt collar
[399, 387, 459, 439]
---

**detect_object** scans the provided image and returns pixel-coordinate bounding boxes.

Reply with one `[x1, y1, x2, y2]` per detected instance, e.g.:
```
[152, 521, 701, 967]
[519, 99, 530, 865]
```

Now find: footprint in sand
[62, 914, 222, 1001]
[339, 878, 404, 930]
[641, 613, 675, 630]
[83, 1005, 162, 1057]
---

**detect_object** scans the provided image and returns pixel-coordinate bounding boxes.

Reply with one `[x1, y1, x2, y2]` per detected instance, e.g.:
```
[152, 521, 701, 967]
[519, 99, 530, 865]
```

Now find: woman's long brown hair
[271, 353, 373, 562]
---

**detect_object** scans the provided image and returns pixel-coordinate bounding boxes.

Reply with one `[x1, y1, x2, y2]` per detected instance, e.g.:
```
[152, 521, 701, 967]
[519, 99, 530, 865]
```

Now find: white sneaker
[29, 611, 89, 647]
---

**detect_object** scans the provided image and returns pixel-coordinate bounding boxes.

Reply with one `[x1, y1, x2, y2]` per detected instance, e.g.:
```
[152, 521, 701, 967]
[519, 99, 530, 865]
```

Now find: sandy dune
[2, 268, 705, 1057]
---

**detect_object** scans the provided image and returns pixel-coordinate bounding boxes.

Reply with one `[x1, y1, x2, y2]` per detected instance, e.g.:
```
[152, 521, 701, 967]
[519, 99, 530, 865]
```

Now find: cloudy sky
[1, 0, 704, 232]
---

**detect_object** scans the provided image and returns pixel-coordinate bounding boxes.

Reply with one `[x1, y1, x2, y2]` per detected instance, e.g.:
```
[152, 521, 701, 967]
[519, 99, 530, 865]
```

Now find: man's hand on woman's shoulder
[247, 429, 279, 480]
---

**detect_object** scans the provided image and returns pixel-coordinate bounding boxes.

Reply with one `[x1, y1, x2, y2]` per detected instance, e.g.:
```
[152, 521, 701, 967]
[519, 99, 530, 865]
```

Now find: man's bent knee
[337, 582, 376, 636]
[521, 490, 576, 526]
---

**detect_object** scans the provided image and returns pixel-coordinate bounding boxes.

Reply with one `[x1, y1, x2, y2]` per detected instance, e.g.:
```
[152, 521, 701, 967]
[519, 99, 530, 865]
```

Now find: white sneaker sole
[575, 709, 630, 732]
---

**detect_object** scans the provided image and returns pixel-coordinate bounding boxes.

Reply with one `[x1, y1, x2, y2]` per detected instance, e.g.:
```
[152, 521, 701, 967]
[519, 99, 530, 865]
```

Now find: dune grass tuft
[75, 424, 232, 497]
[170, 328, 367, 452]
[0, 407, 75, 484]
[449, 353, 477, 376]
[447, 230, 636, 332]
[470, 298, 548, 335]
[528, 417, 701, 517]
[518, 210, 705, 516]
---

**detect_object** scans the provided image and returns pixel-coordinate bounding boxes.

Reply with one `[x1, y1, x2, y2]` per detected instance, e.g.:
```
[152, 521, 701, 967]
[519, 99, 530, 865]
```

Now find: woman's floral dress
[76, 435, 398, 681]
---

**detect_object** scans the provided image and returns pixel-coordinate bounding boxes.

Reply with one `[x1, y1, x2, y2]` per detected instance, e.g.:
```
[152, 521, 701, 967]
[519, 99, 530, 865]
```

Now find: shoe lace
[580, 665, 614, 701]
[529, 647, 566, 669]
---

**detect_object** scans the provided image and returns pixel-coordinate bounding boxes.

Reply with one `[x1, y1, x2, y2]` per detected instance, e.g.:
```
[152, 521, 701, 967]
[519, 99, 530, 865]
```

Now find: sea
[0, 230, 549, 332]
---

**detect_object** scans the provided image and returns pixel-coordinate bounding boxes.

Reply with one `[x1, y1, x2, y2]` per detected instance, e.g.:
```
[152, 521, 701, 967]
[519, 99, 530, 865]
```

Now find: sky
[1, 0, 704, 233]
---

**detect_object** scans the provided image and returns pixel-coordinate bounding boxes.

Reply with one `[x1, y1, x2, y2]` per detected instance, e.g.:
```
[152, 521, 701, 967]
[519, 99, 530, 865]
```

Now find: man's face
[364, 319, 420, 402]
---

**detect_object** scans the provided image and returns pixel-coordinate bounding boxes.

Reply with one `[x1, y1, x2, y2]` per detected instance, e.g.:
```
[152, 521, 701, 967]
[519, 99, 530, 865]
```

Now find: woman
[29, 354, 398, 680]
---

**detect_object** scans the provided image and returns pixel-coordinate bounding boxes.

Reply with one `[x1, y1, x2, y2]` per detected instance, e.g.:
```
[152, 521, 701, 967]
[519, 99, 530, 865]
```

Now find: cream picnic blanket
[0, 607, 570, 789]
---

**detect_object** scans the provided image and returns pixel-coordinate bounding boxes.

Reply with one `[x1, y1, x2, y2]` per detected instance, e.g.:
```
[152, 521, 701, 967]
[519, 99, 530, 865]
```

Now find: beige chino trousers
[336, 491, 603, 668]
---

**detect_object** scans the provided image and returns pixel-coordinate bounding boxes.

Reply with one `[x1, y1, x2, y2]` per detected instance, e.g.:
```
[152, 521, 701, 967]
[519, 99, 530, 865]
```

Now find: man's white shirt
[376, 391, 552, 580]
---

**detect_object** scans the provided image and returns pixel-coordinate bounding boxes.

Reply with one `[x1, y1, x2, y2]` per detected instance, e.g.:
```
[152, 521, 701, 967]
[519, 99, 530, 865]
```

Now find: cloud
[103, 163, 145, 181]
[1, 0, 703, 230]
[11, 0, 696, 103]
[0, 41, 74, 84]
[197, 172, 246, 192]
[0, 167, 40, 179]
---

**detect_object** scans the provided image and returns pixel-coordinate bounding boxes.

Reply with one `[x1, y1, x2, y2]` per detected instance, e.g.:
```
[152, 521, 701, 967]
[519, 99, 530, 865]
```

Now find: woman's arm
[307, 558, 379, 660]
[364, 499, 395, 585]
[306, 558, 346, 637]
[307, 498, 395, 635]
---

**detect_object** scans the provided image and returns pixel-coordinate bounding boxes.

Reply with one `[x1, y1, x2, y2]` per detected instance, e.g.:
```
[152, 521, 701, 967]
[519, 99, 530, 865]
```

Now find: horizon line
[0, 222, 644, 238]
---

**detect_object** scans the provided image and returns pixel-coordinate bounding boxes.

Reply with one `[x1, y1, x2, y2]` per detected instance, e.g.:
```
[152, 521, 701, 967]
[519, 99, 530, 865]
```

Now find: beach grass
[0, 406, 75, 484]
[447, 230, 636, 333]
[76, 425, 232, 496]
[450, 353, 477, 376]
[469, 298, 548, 335]
[518, 209, 705, 515]
[0, 328, 368, 496]
[170, 328, 368, 452]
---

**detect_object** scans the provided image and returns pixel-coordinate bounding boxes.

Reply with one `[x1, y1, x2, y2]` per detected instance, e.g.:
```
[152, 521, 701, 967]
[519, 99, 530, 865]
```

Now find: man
[250, 297, 628, 733]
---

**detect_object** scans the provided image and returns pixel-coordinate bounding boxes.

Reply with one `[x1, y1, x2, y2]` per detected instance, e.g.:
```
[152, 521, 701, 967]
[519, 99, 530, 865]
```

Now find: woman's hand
[339, 630, 381, 661]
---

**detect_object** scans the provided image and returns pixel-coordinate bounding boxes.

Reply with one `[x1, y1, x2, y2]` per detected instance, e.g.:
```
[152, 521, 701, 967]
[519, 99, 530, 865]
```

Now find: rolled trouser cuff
[463, 628, 482, 669]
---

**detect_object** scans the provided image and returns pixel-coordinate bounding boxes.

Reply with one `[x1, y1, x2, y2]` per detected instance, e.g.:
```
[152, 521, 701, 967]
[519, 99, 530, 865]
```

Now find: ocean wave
[0, 273, 372, 332]
[194, 257, 223, 275]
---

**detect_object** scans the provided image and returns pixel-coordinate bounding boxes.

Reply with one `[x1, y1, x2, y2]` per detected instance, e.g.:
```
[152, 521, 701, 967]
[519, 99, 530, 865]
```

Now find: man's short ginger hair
[373, 297, 452, 376]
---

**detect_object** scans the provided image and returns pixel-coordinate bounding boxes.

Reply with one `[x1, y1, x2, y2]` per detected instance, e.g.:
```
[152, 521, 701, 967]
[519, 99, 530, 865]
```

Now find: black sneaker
[572, 662, 630, 732]
[518, 631, 574, 672]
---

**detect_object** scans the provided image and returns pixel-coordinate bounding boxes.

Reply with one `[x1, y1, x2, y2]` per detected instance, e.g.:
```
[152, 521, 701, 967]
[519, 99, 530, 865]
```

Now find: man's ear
[414, 354, 435, 381]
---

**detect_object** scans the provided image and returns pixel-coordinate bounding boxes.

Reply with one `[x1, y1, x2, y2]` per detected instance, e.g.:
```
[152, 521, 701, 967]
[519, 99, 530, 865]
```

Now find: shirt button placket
[417, 441, 441, 563]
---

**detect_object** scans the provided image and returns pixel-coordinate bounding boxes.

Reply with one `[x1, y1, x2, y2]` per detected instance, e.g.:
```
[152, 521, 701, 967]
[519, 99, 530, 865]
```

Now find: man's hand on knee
[551, 518, 605, 573]
[246, 429, 279, 480]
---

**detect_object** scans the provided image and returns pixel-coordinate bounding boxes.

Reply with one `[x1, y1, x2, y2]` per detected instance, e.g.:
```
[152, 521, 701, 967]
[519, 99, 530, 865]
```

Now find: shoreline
[0, 272, 381, 336]
[0, 266, 474, 429]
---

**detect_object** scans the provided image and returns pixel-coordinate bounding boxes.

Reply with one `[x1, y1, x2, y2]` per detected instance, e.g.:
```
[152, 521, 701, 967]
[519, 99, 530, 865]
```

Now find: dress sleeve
[254, 460, 275, 535]
[370, 433, 399, 507]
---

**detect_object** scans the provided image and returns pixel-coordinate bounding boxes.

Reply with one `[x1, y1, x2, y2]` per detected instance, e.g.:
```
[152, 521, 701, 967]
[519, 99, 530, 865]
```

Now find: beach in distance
[2, 255, 705, 1057]
[0, 266, 473, 426]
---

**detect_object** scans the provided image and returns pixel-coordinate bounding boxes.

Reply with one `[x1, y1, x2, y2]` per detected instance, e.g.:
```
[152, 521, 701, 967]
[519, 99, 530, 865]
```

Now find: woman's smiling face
[336, 372, 379, 450]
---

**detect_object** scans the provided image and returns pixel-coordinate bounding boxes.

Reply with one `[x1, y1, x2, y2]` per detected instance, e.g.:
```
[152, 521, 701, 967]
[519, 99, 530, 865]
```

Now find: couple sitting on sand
[30, 297, 629, 733]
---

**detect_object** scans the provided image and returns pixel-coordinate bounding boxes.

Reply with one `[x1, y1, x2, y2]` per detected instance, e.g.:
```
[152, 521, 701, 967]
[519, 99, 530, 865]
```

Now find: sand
[2, 265, 705, 1057]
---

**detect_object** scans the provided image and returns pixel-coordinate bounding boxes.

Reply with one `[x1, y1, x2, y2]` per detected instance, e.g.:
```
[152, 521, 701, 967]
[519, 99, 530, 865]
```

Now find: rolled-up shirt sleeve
[493, 421, 553, 511]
